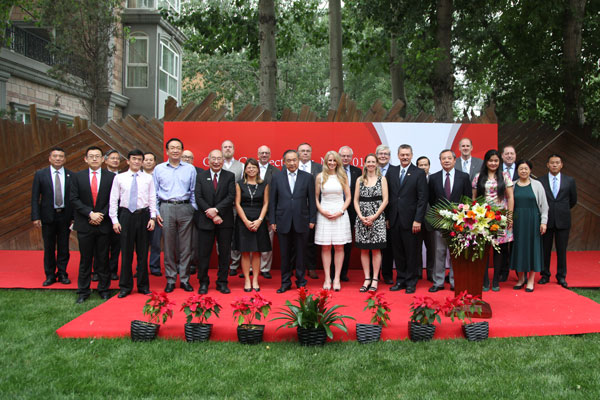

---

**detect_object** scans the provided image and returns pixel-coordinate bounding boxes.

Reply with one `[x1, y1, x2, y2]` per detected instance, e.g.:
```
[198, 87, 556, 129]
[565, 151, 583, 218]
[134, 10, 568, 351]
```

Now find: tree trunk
[431, 0, 454, 122]
[389, 34, 407, 118]
[328, 0, 343, 110]
[259, 0, 277, 114]
[562, 0, 586, 127]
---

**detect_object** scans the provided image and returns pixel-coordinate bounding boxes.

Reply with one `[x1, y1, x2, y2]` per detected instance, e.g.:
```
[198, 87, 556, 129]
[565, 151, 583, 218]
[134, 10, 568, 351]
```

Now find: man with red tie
[71, 146, 116, 303]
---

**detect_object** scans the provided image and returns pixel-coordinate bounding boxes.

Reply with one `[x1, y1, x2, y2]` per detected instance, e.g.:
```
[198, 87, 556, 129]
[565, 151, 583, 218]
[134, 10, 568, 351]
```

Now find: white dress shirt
[259, 163, 269, 180]
[299, 161, 312, 173]
[109, 169, 157, 224]
[461, 157, 471, 173]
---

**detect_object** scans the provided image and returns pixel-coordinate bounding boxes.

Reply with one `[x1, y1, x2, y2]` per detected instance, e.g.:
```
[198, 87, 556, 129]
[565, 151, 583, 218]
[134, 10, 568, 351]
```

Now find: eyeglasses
[210, 157, 223, 161]
[86, 155, 102, 160]
[377, 152, 391, 156]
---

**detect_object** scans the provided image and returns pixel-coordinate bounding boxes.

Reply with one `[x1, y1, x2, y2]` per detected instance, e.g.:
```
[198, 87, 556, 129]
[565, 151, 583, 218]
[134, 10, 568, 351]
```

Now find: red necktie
[91, 171, 98, 207]
[213, 173, 218, 190]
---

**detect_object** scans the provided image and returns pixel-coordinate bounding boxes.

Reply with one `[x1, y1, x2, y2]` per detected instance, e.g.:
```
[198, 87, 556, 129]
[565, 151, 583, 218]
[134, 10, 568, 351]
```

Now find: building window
[126, 33, 149, 88]
[159, 41, 179, 97]
[127, 0, 155, 8]
[158, 0, 180, 14]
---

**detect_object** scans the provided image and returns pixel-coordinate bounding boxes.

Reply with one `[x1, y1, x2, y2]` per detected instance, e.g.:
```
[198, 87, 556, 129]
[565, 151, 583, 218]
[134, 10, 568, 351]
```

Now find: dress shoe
[428, 285, 444, 293]
[190, 267, 197, 275]
[499, 274, 508, 283]
[99, 292, 111, 300]
[277, 285, 292, 294]
[181, 282, 194, 292]
[308, 270, 318, 279]
[297, 282, 307, 288]
[150, 270, 162, 277]
[244, 287, 252, 292]
[390, 283, 405, 292]
[384, 279, 395, 285]
[261, 271, 272, 279]
[138, 289, 151, 295]
[538, 276, 550, 284]
[217, 285, 231, 294]
[253, 287, 261, 292]
[76, 295, 88, 304]
[229, 269, 238, 276]
[198, 283, 208, 294]
[491, 286, 500, 292]
[42, 277, 56, 286]
[450, 285, 454, 291]
[340, 276, 349, 282]
[525, 286, 535, 293]
[165, 283, 175, 293]
[111, 273, 119, 280]
[405, 287, 416, 294]
[58, 276, 71, 285]
[117, 291, 130, 298]
[91, 273, 99, 282]
[558, 280, 568, 289]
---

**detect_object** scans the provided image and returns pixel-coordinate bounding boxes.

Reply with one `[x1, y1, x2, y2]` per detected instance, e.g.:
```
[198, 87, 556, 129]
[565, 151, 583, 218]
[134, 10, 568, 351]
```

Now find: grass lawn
[1, 288, 600, 399]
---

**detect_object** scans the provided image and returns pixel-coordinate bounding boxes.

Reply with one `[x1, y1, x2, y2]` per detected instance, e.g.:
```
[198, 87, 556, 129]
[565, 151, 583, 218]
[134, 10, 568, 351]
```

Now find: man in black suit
[258, 145, 279, 279]
[427, 150, 472, 292]
[387, 144, 428, 294]
[297, 143, 321, 279]
[338, 145, 362, 281]
[416, 156, 435, 282]
[375, 144, 395, 284]
[31, 146, 73, 286]
[143, 151, 162, 276]
[270, 149, 317, 293]
[71, 146, 116, 303]
[98, 149, 122, 282]
[538, 154, 577, 288]
[195, 149, 236, 294]
[182, 150, 204, 275]
[455, 138, 483, 179]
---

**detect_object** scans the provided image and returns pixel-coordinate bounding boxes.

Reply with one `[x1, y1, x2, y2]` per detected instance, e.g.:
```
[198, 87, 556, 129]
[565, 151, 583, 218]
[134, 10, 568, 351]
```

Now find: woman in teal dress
[511, 160, 548, 292]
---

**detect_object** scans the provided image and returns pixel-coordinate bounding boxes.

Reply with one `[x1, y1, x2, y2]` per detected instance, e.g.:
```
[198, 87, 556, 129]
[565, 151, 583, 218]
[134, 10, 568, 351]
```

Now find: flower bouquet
[356, 292, 392, 344]
[131, 291, 175, 341]
[180, 294, 222, 342]
[231, 293, 272, 344]
[272, 287, 355, 346]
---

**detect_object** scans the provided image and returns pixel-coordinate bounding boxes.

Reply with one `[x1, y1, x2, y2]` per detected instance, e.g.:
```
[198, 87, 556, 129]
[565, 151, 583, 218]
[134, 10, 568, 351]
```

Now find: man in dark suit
[455, 138, 483, 179]
[31, 146, 73, 286]
[375, 144, 395, 284]
[270, 149, 317, 293]
[416, 156, 435, 282]
[538, 154, 577, 288]
[195, 149, 236, 294]
[143, 151, 162, 276]
[71, 146, 116, 303]
[258, 145, 279, 279]
[182, 150, 204, 275]
[387, 144, 428, 294]
[99, 149, 122, 282]
[427, 150, 472, 292]
[338, 145, 362, 281]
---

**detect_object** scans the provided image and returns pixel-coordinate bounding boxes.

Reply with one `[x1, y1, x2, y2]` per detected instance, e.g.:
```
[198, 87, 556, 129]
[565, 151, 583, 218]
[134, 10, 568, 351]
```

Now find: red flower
[450, 231, 456, 237]
[298, 287, 308, 302]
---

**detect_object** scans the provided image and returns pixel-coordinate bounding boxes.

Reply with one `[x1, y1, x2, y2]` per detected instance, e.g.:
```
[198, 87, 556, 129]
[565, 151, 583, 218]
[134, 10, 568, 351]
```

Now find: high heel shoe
[525, 285, 534, 292]
[323, 281, 332, 290]
[333, 280, 341, 292]
[244, 287, 252, 292]
[359, 278, 371, 293]
[368, 278, 379, 292]
[513, 281, 526, 290]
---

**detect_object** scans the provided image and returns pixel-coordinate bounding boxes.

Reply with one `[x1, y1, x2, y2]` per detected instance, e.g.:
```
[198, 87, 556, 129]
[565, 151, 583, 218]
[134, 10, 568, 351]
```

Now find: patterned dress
[314, 174, 352, 245]
[355, 176, 386, 249]
[472, 172, 514, 244]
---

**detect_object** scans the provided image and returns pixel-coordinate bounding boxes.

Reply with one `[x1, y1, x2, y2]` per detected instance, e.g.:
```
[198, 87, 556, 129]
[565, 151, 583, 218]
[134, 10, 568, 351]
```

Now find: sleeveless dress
[314, 174, 352, 245]
[472, 172, 514, 244]
[510, 183, 543, 272]
[233, 181, 271, 252]
[355, 176, 386, 249]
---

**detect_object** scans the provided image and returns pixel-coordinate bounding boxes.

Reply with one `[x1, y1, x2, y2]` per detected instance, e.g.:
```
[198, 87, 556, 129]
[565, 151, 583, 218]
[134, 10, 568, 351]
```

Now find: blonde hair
[322, 151, 348, 187]
[360, 153, 382, 183]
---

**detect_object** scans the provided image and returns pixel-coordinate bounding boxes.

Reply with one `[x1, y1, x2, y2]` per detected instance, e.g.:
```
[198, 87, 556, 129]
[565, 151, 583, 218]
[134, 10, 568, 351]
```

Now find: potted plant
[180, 294, 222, 342]
[231, 293, 272, 345]
[272, 288, 355, 346]
[444, 291, 488, 341]
[131, 291, 175, 342]
[408, 295, 443, 342]
[356, 292, 392, 344]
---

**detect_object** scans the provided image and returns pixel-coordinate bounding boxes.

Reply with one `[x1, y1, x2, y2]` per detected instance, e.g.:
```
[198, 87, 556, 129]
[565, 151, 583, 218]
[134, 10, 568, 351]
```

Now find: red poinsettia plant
[364, 292, 392, 327]
[442, 291, 483, 324]
[142, 291, 176, 325]
[181, 294, 222, 324]
[409, 295, 443, 326]
[231, 293, 272, 326]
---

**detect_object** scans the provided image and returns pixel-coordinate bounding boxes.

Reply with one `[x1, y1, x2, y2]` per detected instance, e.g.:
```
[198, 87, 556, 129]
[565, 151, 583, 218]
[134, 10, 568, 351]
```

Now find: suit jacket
[71, 169, 115, 233]
[223, 159, 244, 181]
[503, 163, 519, 181]
[456, 157, 483, 180]
[386, 163, 428, 230]
[262, 163, 280, 185]
[429, 169, 472, 205]
[269, 169, 317, 234]
[31, 167, 74, 223]
[195, 169, 236, 229]
[345, 165, 362, 225]
[539, 173, 577, 230]
[283, 161, 322, 177]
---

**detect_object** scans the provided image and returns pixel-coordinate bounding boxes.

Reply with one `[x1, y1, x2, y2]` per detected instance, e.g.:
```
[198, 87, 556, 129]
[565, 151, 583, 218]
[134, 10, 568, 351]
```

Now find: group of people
[31, 137, 577, 302]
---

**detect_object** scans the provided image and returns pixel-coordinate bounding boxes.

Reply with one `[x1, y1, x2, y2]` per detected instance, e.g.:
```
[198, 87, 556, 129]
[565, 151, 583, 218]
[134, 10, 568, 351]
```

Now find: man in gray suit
[257, 145, 279, 279]
[455, 138, 483, 180]
[222, 140, 245, 277]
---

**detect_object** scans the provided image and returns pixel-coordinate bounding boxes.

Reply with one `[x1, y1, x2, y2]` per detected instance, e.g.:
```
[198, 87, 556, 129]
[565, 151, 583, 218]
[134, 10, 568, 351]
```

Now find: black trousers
[118, 208, 150, 293]
[41, 209, 71, 280]
[93, 229, 120, 275]
[77, 229, 110, 296]
[198, 226, 233, 286]
[390, 225, 419, 288]
[542, 228, 570, 281]
[278, 229, 308, 287]
[380, 228, 395, 282]
[416, 229, 435, 279]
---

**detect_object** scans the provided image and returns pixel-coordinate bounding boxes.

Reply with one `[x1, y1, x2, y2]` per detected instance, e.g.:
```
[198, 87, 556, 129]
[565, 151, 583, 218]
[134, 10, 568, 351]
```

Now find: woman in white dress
[315, 151, 352, 291]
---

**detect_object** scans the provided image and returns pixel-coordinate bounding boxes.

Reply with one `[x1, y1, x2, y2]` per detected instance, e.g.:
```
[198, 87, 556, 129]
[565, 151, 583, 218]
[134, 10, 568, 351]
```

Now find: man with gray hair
[338, 145, 361, 281]
[221, 140, 244, 277]
[375, 144, 395, 284]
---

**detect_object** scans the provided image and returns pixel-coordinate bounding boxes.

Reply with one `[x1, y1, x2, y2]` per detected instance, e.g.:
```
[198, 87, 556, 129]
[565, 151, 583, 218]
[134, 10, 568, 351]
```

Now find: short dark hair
[128, 149, 144, 159]
[166, 138, 184, 150]
[515, 159, 532, 170]
[547, 153, 563, 163]
[398, 144, 413, 153]
[416, 156, 430, 166]
[105, 149, 119, 160]
[283, 149, 298, 160]
[143, 152, 156, 161]
[502, 144, 516, 154]
[85, 146, 103, 156]
[49, 146, 65, 155]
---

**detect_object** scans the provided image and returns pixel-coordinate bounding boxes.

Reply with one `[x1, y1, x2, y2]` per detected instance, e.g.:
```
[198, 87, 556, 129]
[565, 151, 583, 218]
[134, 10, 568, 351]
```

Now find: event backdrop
[164, 122, 497, 173]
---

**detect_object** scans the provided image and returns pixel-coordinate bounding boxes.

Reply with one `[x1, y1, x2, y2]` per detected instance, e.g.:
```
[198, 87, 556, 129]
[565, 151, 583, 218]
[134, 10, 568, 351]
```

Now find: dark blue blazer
[268, 169, 316, 234]
[539, 173, 577, 230]
[31, 167, 74, 223]
[71, 169, 115, 234]
[429, 169, 472, 205]
[386, 163, 428, 230]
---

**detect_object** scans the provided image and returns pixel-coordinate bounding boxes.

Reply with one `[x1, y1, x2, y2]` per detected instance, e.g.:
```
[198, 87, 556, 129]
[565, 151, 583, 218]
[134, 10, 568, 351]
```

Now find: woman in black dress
[234, 158, 271, 292]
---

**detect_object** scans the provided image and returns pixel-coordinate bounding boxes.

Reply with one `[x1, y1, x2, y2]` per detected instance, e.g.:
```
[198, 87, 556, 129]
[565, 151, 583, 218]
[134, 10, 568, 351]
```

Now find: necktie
[463, 160, 468, 172]
[444, 172, 451, 199]
[552, 177, 558, 198]
[54, 171, 63, 208]
[213, 173, 218, 190]
[91, 171, 98, 207]
[400, 168, 406, 185]
[301, 164, 306, 172]
[289, 172, 296, 192]
[508, 166, 512, 178]
[128, 173, 138, 213]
